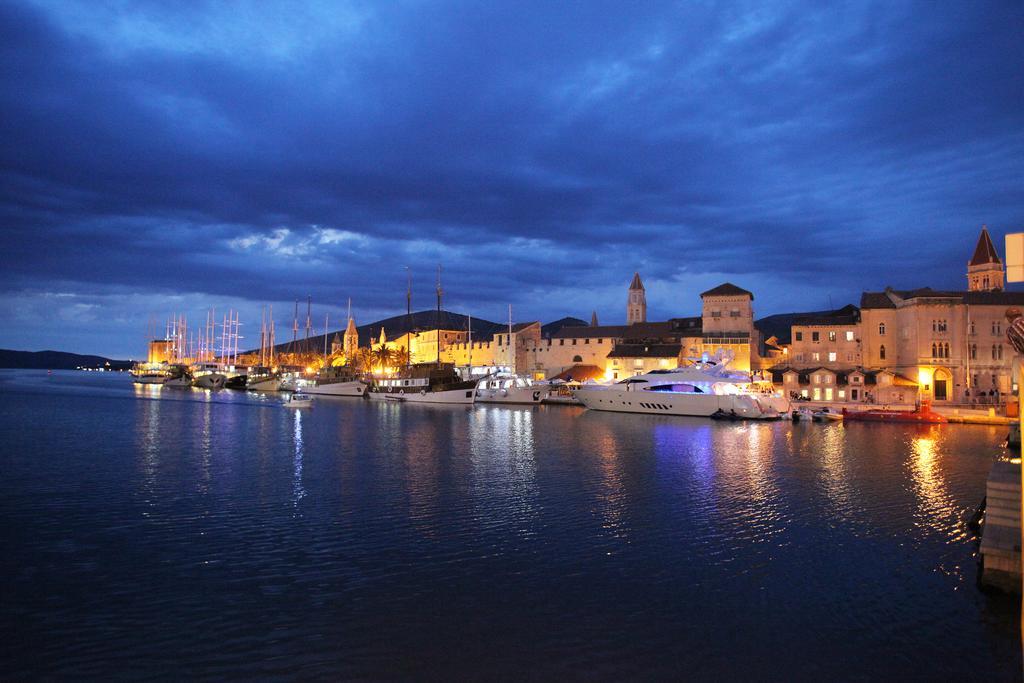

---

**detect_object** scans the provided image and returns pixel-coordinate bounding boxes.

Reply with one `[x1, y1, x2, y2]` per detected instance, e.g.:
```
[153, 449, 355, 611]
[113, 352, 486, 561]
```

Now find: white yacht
[575, 360, 789, 419]
[368, 363, 478, 404]
[191, 362, 227, 389]
[283, 392, 313, 408]
[302, 366, 367, 397]
[131, 362, 170, 384]
[476, 374, 549, 404]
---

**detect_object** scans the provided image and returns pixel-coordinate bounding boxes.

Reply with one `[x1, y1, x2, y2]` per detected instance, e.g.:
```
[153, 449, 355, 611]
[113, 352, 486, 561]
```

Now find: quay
[980, 459, 1022, 593]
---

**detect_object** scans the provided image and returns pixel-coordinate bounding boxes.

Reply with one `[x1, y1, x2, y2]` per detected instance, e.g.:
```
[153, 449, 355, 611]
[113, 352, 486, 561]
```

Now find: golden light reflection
[908, 430, 963, 543]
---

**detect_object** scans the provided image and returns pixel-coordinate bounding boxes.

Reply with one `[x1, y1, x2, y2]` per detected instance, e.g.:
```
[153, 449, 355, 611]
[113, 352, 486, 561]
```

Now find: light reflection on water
[0, 370, 1019, 681]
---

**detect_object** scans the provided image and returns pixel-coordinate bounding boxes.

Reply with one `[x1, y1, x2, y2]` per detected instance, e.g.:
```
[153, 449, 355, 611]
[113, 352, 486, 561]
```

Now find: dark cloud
[1, 0, 1022, 356]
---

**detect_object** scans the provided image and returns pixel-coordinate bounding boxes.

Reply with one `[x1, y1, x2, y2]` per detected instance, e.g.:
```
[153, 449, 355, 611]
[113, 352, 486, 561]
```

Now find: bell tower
[967, 225, 1004, 292]
[627, 272, 646, 325]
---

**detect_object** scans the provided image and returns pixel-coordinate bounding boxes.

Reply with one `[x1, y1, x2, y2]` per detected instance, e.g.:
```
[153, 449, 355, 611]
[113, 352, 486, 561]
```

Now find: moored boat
[368, 363, 478, 404]
[843, 401, 947, 424]
[476, 374, 549, 404]
[575, 359, 789, 420]
[283, 392, 313, 408]
[302, 366, 367, 397]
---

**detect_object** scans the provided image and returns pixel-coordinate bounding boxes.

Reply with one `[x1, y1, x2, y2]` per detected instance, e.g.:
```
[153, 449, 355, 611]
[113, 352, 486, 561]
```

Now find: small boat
[812, 408, 843, 422]
[191, 362, 227, 389]
[843, 401, 947, 424]
[284, 392, 313, 408]
[246, 366, 282, 392]
[792, 407, 815, 422]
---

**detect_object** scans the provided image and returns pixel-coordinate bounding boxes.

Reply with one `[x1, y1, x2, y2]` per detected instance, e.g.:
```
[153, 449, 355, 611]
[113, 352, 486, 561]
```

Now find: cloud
[1, 0, 1023, 353]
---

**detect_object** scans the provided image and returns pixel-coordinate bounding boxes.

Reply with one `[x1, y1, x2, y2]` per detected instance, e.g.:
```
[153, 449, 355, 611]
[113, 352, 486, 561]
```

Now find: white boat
[812, 407, 844, 422]
[302, 366, 367, 397]
[245, 366, 282, 392]
[284, 392, 313, 408]
[191, 362, 227, 389]
[476, 374, 549, 404]
[574, 360, 790, 420]
[368, 363, 478, 404]
[164, 374, 193, 388]
[131, 361, 170, 384]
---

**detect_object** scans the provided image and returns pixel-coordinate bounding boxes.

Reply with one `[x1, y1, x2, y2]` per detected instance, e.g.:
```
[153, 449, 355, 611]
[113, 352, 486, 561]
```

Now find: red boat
[842, 401, 947, 424]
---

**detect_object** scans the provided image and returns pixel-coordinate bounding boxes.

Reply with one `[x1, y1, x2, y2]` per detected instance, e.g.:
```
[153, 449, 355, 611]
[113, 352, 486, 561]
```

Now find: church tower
[967, 225, 1004, 292]
[343, 317, 358, 357]
[627, 272, 646, 325]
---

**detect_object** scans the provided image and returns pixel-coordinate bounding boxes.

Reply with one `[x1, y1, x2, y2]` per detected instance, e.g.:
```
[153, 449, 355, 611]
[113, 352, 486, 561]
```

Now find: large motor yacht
[476, 373, 550, 404]
[574, 359, 789, 419]
[368, 363, 478, 404]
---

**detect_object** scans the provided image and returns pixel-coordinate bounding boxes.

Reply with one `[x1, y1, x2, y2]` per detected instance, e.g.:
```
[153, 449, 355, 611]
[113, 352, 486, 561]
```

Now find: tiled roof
[970, 226, 1001, 266]
[862, 286, 1024, 309]
[607, 343, 681, 359]
[629, 272, 644, 290]
[701, 282, 753, 299]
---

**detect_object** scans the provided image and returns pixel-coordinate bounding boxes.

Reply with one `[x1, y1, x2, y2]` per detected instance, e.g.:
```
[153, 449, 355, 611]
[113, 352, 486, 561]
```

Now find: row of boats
[133, 356, 795, 418]
[133, 356, 946, 422]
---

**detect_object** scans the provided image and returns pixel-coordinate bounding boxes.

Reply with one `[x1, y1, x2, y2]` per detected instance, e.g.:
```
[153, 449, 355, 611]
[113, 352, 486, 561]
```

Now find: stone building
[627, 272, 646, 325]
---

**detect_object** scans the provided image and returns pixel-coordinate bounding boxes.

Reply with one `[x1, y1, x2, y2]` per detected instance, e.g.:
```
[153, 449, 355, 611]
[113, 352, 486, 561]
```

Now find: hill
[0, 349, 131, 370]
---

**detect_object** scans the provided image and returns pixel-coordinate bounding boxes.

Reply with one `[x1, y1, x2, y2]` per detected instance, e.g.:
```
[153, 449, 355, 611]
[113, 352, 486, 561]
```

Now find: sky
[2, 0, 1023, 357]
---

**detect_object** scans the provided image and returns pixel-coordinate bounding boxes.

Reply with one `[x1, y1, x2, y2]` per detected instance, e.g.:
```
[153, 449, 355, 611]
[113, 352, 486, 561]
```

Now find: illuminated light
[918, 368, 932, 387]
[305, 366, 315, 374]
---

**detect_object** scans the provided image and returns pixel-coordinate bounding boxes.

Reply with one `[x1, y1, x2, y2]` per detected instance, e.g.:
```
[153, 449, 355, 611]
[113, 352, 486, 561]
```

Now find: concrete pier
[980, 459, 1022, 593]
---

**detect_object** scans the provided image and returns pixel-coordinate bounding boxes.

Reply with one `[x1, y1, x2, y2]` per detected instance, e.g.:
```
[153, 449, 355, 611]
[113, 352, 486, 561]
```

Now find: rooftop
[701, 282, 753, 299]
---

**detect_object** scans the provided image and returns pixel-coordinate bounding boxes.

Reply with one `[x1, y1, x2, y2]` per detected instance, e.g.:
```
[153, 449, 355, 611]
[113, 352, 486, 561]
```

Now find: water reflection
[908, 429, 961, 541]
[468, 406, 539, 540]
[292, 409, 306, 509]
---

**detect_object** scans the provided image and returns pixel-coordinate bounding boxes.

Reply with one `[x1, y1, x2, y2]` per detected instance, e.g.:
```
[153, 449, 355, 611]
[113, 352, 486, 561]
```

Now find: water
[0, 370, 1019, 680]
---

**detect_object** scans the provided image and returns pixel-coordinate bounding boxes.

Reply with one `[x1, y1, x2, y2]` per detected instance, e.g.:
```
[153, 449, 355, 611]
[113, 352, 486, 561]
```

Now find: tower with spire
[343, 298, 358, 358]
[627, 272, 646, 325]
[967, 225, 1004, 292]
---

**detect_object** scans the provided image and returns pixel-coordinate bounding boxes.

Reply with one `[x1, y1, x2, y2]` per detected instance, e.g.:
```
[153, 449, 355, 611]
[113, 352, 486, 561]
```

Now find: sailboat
[367, 266, 478, 404]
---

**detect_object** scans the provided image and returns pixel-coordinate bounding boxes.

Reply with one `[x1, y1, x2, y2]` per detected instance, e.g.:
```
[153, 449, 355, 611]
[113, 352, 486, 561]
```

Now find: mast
[468, 312, 472, 374]
[508, 304, 513, 371]
[269, 305, 275, 366]
[436, 264, 442, 365]
[323, 313, 329, 360]
[291, 300, 298, 358]
[406, 267, 412, 369]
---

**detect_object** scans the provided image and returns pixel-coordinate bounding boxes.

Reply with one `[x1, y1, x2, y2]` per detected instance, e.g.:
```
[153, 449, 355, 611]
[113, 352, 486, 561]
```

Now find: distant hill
[264, 309, 507, 355]
[0, 349, 131, 370]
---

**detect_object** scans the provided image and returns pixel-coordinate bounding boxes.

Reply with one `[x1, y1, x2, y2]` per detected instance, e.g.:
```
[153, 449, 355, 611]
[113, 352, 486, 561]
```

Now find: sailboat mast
[269, 305, 275, 366]
[323, 313, 329, 359]
[436, 264, 442, 365]
[508, 304, 513, 371]
[406, 267, 412, 370]
[468, 312, 472, 373]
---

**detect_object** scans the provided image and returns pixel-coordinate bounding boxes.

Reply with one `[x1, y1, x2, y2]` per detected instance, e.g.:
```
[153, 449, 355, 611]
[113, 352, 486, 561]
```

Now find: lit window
[825, 388, 833, 401]
[828, 331, 836, 342]
[828, 352, 837, 362]
[812, 352, 820, 362]
[879, 323, 886, 335]
[846, 331, 854, 341]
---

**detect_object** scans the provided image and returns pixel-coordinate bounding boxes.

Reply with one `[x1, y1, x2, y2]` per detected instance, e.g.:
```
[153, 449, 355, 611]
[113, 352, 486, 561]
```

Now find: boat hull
[133, 375, 167, 385]
[163, 376, 193, 388]
[576, 387, 784, 419]
[304, 380, 367, 397]
[368, 386, 476, 404]
[247, 377, 282, 392]
[476, 386, 550, 404]
[193, 373, 226, 389]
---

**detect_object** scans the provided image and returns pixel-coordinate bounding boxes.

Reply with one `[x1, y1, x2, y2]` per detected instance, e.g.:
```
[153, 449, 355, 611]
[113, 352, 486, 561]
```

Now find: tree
[373, 343, 394, 371]
[393, 346, 410, 368]
[354, 348, 374, 374]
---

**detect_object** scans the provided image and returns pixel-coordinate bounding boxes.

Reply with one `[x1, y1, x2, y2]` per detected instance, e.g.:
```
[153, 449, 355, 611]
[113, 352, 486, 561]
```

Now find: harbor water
[0, 370, 1019, 679]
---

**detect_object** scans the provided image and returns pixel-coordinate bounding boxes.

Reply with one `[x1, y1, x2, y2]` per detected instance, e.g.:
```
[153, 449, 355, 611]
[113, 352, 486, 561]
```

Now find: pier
[979, 459, 1022, 593]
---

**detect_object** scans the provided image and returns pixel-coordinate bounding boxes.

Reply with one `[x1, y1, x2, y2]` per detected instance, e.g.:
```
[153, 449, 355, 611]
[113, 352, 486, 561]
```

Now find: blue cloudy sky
[2, 0, 1022, 357]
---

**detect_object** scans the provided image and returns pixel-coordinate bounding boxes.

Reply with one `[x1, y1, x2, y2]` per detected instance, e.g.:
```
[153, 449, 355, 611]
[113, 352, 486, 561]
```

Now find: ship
[367, 363, 478, 404]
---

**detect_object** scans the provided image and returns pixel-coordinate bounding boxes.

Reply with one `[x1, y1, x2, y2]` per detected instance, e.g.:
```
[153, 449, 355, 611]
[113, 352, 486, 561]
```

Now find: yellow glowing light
[917, 368, 932, 386]
[305, 366, 315, 374]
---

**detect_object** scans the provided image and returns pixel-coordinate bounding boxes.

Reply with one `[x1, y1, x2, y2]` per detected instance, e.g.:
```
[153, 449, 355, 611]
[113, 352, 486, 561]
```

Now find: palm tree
[373, 343, 394, 371]
[354, 348, 374, 374]
[393, 346, 410, 368]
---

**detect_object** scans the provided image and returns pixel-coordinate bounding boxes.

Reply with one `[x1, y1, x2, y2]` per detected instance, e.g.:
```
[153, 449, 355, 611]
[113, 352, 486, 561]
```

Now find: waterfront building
[787, 305, 862, 369]
[147, 339, 173, 364]
[699, 283, 756, 371]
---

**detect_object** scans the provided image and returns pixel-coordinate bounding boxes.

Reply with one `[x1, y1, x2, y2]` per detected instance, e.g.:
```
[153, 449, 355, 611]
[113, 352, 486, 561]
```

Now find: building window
[993, 321, 1002, 335]
[711, 310, 721, 318]
[992, 345, 998, 360]
[931, 342, 937, 358]
[801, 389, 809, 398]
[852, 375, 861, 384]
[825, 375, 832, 384]
[878, 323, 886, 335]
[597, 339, 603, 344]
[730, 309, 740, 317]
[828, 331, 836, 342]
[812, 331, 820, 342]
[812, 352, 820, 362]
[825, 388, 834, 401]
[559, 339, 564, 346]
[828, 352, 837, 362]
[970, 344, 977, 360]
[572, 339, 577, 345]
[572, 355, 583, 363]
[970, 321, 975, 335]
[795, 332, 803, 342]
[879, 345, 886, 360]
[846, 331, 854, 341]
[852, 389, 859, 400]
[585, 338, 590, 344]
[838, 390, 845, 400]
[813, 388, 821, 400]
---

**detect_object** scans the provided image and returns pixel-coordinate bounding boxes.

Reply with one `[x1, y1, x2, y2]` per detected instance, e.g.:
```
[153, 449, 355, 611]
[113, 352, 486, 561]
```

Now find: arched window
[943, 342, 950, 358]
[997, 344, 1003, 360]
[879, 345, 886, 360]
[572, 355, 583, 363]
[992, 345, 998, 360]
[970, 344, 977, 360]
[931, 343, 937, 357]
[878, 323, 886, 336]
